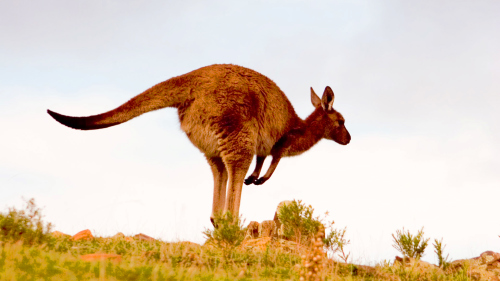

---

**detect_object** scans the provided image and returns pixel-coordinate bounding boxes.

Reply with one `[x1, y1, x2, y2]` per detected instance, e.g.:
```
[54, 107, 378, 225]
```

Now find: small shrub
[278, 200, 322, 245]
[323, 226, 350, 263]
[202, 212, 245, 259]
[433, 238, 451, 269]
[391, 227, 429, 260]
[0, 198, 53, 246]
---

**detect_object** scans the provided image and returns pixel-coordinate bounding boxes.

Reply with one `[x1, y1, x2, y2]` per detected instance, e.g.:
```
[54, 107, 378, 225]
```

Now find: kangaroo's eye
[338, 120, 344, 126]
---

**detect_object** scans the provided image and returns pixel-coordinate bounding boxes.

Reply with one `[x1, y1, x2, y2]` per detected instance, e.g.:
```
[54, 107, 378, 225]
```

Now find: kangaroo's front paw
[254, 177, 268, 185]
[244, 175, 257, 185]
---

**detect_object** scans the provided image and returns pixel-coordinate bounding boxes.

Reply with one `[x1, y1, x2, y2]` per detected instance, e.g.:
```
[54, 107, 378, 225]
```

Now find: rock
[480, 251, 500, 265]
[51, 231, 70, 238]
[110, 232, 135, 241]
[394, 256, 439, 271]
[468, 266, 500, 281]
[394, 256, 404, 263]
[449, 251, 500, 280]
[134, 233, 155, 241]
[451, 251, 500, 268]
[111, 232, 125, 239]
[391, 256, 446, 280]
[80, 253, 122, 262]
[245, 221, 260, 239]
[489, 261, 500, 270]
[259, 220, 276, 237]
[450, 259, 473, 271]
[72, 229, 93, 241]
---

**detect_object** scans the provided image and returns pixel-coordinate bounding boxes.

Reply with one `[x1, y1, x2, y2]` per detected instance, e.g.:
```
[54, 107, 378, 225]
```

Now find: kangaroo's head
[311, 86, 351, 145]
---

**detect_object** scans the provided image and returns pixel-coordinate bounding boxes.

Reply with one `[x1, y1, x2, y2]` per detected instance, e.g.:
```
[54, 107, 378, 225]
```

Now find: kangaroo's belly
[180, 116, 279, 157]
[182, 125, 276, 157]
[180, 120, 220, 157]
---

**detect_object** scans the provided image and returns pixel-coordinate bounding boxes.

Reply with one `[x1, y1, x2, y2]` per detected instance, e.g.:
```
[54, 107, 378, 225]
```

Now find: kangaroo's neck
[275, 108, 325, 157]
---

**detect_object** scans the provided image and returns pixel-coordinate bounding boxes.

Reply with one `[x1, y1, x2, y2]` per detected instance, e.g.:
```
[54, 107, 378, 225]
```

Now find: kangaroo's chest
[255, 131, 278, 156]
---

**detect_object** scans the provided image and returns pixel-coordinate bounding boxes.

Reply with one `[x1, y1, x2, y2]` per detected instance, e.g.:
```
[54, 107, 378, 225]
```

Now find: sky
[1, 0, 499, 265]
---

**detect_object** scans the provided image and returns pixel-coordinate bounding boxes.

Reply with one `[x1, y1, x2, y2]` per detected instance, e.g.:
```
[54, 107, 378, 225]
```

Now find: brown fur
[47, 64, 350, 221]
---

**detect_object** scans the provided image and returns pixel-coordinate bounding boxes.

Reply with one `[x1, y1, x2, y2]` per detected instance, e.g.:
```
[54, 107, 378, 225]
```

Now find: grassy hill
[0, 199, 485, 280]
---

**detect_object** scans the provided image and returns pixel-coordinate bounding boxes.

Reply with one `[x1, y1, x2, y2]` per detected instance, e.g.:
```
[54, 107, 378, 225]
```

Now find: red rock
[134, 233, 155, 241]
[80, 253, 122, 262]
[72, 229, 93, 241]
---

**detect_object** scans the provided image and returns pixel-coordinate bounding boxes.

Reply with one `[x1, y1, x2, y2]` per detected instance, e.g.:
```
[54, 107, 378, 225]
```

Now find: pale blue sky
[1, 0, 499, 264]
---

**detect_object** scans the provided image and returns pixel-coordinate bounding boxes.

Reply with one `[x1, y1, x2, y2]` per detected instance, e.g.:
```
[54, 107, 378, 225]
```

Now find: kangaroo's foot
[244, 175, 257, 185]
[254, 177, 269, 185]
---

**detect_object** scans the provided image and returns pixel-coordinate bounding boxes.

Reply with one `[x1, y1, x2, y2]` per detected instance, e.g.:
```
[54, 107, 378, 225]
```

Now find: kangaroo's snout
[331, 126, 351, 145]
[339, 131, 351, 145]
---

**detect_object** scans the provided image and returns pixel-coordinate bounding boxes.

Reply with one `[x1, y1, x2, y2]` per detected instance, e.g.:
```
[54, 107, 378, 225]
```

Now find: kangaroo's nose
[343, 132, 351, 145]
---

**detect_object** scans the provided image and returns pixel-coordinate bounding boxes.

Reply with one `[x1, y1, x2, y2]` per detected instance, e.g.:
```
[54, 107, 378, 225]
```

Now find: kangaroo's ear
[311, 87, 321, 108]
[321, 86, 335, 111]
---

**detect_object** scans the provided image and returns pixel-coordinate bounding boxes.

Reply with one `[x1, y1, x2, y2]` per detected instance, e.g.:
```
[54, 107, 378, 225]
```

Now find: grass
[0, 234, 304, 280]
[0, 199, 481, 280]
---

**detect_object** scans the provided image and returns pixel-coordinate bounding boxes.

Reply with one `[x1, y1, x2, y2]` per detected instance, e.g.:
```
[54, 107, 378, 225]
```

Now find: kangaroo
[47, 64, 350, 223]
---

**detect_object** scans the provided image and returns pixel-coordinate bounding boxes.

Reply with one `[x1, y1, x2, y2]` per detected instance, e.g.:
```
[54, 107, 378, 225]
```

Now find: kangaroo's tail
[47, 78, 190, 130]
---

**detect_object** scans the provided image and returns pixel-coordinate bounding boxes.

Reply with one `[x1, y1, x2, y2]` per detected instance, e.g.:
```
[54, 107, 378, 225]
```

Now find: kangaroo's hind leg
[218, 131, 255, 218]
[244, 156, 266, 185]
[206, 156, 228, 226]
[222, 153, 253, 218]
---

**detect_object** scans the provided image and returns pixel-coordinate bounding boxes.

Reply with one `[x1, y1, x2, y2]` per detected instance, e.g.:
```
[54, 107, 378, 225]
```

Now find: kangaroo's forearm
[244, 156, 266, 185]
[254, 156, 281, 185]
